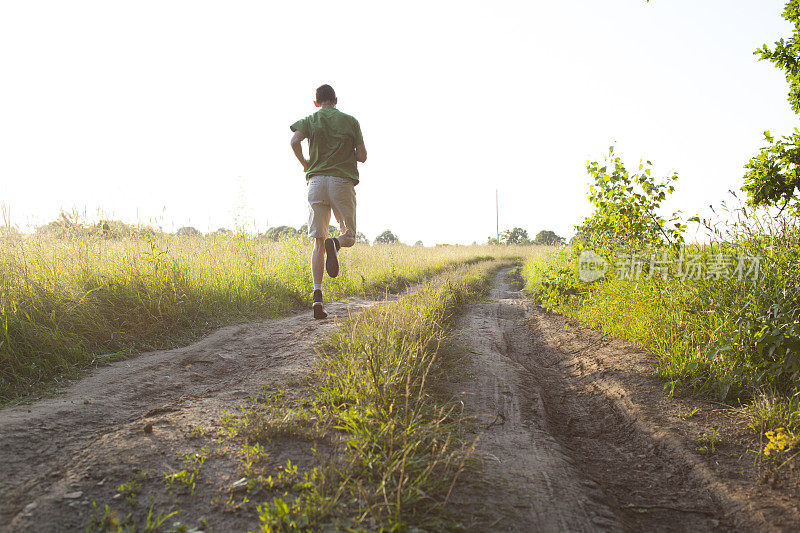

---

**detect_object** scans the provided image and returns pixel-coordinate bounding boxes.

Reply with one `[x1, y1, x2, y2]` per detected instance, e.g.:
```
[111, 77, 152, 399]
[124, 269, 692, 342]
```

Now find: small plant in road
[696, 427, 723, 454]
[164, 450, 207, 495]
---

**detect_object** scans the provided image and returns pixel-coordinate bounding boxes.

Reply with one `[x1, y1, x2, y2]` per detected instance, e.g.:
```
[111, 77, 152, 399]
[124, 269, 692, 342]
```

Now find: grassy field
[0, 232, 530, 402]
[522, 219, 800, 433]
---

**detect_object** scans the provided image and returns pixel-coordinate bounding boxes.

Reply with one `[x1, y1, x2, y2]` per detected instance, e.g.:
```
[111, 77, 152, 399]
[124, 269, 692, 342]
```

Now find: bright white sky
[1, 0, 797, 244]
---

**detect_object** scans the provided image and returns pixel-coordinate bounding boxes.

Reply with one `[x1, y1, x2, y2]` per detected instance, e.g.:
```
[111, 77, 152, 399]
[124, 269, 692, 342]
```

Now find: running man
[290, 84, 367, 319]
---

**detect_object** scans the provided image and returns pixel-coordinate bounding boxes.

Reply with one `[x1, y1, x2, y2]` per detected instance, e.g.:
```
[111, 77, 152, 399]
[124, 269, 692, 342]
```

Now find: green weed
[678, 408, 701, 420]
[163, 450, 206, 495]
[696, 427, 723, 454]
[85, 501, 179, 533]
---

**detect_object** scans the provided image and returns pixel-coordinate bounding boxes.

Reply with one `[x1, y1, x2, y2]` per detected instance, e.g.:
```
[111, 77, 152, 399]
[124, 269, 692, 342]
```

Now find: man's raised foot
[325, 237, 340, 278]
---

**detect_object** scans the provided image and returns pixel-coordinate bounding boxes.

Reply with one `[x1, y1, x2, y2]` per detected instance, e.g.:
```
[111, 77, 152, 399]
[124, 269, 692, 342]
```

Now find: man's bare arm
[290, 130, 310, 171]
[354, 143, 367, 163]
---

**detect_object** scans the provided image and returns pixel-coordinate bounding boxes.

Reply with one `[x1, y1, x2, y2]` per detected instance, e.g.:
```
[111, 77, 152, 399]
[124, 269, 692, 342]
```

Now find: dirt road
[448, 269, 800, 532]
[2, 268, 799, 531]
[0, 297, 384, 532]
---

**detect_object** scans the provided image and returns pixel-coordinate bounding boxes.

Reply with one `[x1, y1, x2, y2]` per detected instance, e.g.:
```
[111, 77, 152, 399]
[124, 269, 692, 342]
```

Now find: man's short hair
[316, 84, 336, 104]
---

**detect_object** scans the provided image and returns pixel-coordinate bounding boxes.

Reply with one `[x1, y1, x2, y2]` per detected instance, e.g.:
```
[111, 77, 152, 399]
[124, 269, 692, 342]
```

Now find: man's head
[314, 84, 337, 107]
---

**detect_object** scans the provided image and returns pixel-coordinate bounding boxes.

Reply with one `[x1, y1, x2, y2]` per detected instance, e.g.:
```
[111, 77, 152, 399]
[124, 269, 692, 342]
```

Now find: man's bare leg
[311, 238, 327, 319]
[312, 237, 325, 286]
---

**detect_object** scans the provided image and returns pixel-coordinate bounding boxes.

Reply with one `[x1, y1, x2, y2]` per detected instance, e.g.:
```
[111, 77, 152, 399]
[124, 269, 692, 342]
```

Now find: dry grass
[0, 232, 531, 402]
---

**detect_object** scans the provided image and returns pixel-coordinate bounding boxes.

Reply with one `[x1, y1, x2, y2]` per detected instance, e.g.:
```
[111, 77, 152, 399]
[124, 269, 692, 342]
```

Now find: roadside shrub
[523, 213, 800, 403]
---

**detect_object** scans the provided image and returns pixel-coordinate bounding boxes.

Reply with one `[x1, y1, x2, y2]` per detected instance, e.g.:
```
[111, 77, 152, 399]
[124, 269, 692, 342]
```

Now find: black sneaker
[324, 237, 340, 278]
[312, 289, 327, 319]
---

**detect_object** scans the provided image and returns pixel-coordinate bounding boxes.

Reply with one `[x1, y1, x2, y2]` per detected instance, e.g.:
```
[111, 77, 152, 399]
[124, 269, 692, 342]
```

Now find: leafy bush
[574, 146, 685, 251]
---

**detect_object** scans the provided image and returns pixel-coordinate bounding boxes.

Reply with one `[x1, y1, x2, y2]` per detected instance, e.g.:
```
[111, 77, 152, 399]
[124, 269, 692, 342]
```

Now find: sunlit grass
[0, 233, 529, 402]
[521, 222, 800, 424]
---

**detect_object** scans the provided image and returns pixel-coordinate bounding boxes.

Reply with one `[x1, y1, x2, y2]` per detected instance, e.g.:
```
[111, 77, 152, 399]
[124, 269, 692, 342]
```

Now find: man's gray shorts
[307, 175, 356, 239]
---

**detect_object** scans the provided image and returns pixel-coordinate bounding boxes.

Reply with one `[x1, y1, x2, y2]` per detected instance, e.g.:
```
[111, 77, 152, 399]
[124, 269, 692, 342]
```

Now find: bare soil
[447, 268, 800, 532]
[2, 268, 800, 531]
[0, 297, 384, 532]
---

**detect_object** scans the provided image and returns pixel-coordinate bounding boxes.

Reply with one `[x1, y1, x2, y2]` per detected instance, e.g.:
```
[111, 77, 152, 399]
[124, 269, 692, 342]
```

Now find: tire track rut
[448, 268, 733, 532]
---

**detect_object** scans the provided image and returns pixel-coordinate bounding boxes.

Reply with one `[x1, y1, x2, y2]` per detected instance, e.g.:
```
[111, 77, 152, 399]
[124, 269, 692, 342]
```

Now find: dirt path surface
[448, 269, 800, 532]
[0, 297, 384, 532]
[3, 268, 800, 531]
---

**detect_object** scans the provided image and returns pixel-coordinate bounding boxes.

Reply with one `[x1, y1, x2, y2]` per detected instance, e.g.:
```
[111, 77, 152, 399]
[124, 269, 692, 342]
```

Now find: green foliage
[746, 391, 800, 434]
[743, 130, 800, 215]
[755, 0, 800, 114]
[743, 1, 800, 213]
[500, 227, 530, 245]
[533, 230, 565, 245]
[575, 146, 685, 249]
[374, 229, 399, 244]
[522, 216, 800, 403]
[751, 303, 800, 392]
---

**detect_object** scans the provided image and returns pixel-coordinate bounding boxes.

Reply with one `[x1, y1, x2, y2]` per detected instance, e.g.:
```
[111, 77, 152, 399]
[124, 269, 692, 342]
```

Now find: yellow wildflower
[764, 427, 793, 457]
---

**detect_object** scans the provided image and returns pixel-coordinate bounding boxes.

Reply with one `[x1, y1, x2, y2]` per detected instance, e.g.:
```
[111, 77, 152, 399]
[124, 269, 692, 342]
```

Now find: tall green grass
[0, 233, 513, 402]
[522, 217, 800, 414]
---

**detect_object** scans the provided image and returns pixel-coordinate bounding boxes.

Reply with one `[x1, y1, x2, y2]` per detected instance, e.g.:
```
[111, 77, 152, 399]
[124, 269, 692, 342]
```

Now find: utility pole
[495, 189, 499, 244]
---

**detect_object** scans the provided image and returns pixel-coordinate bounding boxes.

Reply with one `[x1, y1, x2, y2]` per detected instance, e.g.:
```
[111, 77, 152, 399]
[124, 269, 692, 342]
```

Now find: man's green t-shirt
[290, 107, 364, 184]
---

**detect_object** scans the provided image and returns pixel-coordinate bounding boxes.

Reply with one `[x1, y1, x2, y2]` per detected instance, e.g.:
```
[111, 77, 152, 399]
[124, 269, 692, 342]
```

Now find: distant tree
[742, 2, 800, 214]
[327, 225, 341, 237]
[176, 226, 202, 237]
[36, 212, 84, 238]
[355, 232, 369, 244]
[265, 225, 299, 241]
[533, 230, 565, 245]
[487, 236, 500, 245]
[94, 219, 136, 239]
[298, 223, 308, 236]
[414, 240, 424, 247]
[138, 226, 158, 238]
[375, 230, 399, 244]
[210, 227, 232, 236]
[500, 227, 531, 245]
